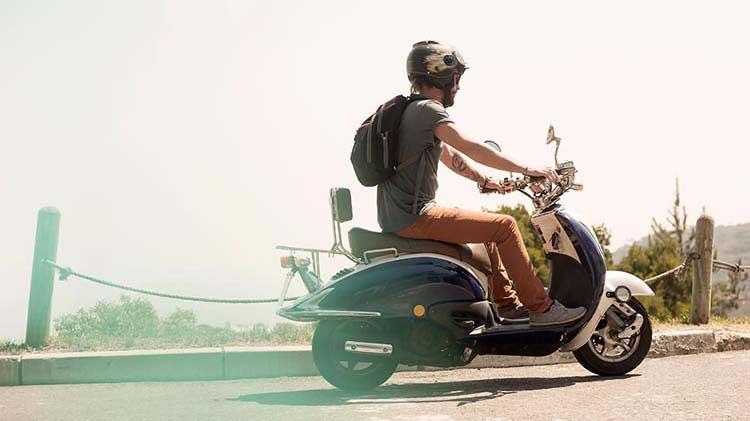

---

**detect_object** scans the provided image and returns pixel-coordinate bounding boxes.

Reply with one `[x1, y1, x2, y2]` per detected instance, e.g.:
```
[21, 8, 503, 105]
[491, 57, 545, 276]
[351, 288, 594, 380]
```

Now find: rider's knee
[493, 214, 519, 242]
[498, 215, 518, 230]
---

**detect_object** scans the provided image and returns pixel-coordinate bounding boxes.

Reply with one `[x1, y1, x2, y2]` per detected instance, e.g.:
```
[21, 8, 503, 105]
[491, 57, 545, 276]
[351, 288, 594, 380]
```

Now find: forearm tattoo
[451, 153, 483, 183]
[452, 154, 467, 172]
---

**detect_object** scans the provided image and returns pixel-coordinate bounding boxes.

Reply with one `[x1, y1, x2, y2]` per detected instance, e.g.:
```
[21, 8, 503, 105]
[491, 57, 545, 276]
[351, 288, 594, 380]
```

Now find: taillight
[280, 255, 295, 268]
[280, 255, 311, 269]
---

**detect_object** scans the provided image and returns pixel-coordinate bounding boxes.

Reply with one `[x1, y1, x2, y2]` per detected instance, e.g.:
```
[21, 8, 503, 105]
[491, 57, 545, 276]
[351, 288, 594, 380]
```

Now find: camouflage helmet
[406, 40, 468, 88]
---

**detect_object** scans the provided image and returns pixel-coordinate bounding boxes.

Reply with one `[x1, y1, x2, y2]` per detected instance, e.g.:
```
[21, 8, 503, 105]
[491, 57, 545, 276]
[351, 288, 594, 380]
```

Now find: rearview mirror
[484, 140, 501, 153]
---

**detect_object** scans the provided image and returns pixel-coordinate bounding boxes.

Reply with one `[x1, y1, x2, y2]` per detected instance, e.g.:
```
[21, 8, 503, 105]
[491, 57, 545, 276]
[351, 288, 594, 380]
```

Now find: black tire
[312, 319, 398, 392]
[573, 298, 652, 376]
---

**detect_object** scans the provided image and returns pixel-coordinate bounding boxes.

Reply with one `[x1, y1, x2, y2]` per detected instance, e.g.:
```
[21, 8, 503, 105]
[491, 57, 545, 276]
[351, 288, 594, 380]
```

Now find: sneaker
[529, 300, 586, 327]
[496, 304, 529, 320]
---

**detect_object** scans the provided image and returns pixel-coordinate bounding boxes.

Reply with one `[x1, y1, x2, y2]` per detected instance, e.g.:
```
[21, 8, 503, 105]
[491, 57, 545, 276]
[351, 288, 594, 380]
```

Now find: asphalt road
[2, 351, 748, 421]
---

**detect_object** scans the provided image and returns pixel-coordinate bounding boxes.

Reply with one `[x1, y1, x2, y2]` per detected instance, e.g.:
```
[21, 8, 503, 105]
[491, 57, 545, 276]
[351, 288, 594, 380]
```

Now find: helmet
[406, 40, 468, 88]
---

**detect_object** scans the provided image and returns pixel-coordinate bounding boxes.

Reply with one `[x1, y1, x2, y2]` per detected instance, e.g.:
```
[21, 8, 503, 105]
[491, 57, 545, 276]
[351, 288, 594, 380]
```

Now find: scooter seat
[347, 227, 494, 280]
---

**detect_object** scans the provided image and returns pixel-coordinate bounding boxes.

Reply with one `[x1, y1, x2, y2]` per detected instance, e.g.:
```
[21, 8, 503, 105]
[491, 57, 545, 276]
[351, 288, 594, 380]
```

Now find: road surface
[2, 350, 748, 420]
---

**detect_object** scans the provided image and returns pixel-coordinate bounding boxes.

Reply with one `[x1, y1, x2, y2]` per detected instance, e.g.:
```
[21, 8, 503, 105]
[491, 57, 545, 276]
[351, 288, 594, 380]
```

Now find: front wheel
[312, 319, 398, 392]
[573, 297, 652, 376]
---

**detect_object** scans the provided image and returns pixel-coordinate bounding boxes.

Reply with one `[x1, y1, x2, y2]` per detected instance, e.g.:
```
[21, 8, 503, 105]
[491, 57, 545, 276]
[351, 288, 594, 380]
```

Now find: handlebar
[479, 161, 581, 210]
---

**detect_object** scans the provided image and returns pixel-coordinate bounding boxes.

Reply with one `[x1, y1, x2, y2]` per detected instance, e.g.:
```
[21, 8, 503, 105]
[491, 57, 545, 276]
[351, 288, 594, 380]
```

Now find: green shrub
[0, 340, 32, 355]
[51, 295, 315, 351]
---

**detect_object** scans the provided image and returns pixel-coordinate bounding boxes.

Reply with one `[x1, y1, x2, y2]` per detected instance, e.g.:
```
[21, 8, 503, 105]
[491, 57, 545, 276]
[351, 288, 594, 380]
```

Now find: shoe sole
[529, 311, 585, 327]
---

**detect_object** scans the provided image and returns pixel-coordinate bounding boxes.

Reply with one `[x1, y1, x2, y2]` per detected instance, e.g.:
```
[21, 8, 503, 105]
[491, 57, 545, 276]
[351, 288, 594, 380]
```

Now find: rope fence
[713, 259, 750, 274]
[43, 260, 300, 305]
[643, 254, 748, 285]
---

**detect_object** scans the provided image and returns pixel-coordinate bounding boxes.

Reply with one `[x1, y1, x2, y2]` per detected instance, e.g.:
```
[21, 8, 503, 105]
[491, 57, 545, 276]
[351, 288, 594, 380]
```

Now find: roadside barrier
[641, 215, 748, 324]
[23, 208, 748, 347]
[23, 207, 300, 347]
[43, 260, 300, 305]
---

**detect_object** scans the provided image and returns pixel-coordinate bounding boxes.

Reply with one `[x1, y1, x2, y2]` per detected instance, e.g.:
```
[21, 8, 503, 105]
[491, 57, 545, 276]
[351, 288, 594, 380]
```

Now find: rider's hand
[483, 177, 508, 194]
[525, 166, 560, 183]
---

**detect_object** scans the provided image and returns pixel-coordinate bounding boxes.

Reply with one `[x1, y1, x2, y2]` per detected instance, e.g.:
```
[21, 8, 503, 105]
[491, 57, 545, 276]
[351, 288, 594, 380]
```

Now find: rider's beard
[443, 89, 456, 108]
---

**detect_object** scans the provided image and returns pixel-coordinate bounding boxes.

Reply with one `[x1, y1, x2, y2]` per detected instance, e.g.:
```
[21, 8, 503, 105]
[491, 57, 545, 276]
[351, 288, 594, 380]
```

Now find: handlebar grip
[528, 175, 547, 183]
[479, 186, 502, 194]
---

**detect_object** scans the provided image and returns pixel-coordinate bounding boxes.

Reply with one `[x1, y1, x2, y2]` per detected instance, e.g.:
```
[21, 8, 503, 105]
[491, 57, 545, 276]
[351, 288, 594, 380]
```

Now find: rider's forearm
[441, 146, 486, 183]
[434, 122, 528, 175]
[461, 142, 527, 174]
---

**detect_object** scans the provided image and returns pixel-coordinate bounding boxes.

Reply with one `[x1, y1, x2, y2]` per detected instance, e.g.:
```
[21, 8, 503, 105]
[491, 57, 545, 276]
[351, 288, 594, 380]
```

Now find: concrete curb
[20, 348, 224, 385]
[0, 356, 21, 386]
[649, 330, 717, 357]
[2, 330, 749, 386]
[224, 346, 317, 379]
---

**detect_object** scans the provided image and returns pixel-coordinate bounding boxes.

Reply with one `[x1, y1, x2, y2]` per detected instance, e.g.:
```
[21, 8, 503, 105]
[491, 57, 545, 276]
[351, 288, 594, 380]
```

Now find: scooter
[275, 126, 654, 391]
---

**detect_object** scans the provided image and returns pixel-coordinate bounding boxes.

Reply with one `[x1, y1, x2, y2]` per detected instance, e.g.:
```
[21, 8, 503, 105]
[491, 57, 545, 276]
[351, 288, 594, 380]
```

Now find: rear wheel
[573, 298, 652, 376]
[312, 319, 398, 391]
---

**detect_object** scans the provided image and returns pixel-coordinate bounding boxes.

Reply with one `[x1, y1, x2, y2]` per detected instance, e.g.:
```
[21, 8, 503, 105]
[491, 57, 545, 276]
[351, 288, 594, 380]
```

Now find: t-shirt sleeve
[420, 100, 454, 132]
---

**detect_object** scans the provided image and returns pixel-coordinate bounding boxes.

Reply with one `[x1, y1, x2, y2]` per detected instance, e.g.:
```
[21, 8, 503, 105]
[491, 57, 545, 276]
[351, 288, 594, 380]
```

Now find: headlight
[614, 286, 632, 303]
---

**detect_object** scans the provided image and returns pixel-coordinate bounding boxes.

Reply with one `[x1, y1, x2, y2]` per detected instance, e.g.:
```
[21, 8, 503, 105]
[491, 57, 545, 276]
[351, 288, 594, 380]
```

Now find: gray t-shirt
[377, 99, 453, 232]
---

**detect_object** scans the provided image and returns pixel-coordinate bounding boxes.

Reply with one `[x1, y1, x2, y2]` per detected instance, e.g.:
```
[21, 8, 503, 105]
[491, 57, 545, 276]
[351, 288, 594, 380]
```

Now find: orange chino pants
[395, 205, 553, 314]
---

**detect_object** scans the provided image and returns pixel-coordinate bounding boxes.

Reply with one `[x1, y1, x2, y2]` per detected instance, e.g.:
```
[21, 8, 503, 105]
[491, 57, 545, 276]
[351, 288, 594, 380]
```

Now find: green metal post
[25, 207, 60, 347]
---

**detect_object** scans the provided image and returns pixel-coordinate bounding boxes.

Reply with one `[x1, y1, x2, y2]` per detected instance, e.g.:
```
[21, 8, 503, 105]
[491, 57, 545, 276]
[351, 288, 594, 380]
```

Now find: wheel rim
[587, 306, 643, 363]
[326, 319, 392, 377]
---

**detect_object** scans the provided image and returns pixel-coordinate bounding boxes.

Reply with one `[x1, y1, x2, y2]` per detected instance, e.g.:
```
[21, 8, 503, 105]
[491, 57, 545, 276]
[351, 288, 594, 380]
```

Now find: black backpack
[350, 95, 425, 186]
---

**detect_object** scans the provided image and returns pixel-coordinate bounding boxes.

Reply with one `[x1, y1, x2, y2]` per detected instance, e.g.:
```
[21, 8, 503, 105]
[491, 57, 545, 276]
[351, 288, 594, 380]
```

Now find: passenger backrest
[330, 188, 352, 223]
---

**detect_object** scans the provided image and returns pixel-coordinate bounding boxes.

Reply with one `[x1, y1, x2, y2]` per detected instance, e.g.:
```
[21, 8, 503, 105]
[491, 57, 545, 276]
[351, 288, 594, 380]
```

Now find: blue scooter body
[278, 207, 606, 364]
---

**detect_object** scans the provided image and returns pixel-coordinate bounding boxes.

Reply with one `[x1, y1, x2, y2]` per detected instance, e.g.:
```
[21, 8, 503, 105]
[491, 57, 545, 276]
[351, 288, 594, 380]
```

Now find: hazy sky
[2, 1, 749, 339]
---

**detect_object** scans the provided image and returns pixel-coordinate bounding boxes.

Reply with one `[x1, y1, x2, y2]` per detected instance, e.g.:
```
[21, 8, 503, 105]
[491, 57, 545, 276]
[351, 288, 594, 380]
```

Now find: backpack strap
[399, 95, 436, 214]
[411, 150, 428, 214]
[393, 95, 431, 172]
[394, 145, 430, 172]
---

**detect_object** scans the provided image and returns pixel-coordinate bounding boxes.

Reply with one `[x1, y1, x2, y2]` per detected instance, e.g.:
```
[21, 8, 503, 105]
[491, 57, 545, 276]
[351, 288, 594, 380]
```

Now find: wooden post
[690, 214, 714, 325]
[25, 207, 60, 347]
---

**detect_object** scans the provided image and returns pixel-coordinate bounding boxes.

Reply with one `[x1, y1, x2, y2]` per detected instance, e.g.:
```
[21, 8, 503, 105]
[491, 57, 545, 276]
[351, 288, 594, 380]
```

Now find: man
[377, 40, 585, 326]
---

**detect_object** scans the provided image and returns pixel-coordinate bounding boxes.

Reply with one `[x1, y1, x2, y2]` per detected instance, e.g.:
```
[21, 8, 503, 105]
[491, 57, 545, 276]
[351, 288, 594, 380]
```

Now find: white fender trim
[560, 271, 653, 352]
[604, 270, 654, 296]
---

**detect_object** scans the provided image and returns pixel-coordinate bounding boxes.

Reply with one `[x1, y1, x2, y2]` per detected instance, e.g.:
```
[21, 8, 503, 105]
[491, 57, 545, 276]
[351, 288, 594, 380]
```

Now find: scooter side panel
[552, 212, 607, 337]
[287, 256, 487, 318]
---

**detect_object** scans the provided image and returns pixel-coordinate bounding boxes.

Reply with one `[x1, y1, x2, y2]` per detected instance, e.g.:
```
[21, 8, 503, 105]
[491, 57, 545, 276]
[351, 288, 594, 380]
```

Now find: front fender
[560, 271, 653, 352]
[604, 270, 654, 296]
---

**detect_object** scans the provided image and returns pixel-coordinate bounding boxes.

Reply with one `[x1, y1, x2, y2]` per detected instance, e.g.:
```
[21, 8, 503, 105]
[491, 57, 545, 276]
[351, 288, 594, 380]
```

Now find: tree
[615, 178, 693, 319]
[712, 257, 748, 317]
[592, 224, 614, 267]
[650, 178, 694, 255]
[616, 234, 687, 319]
